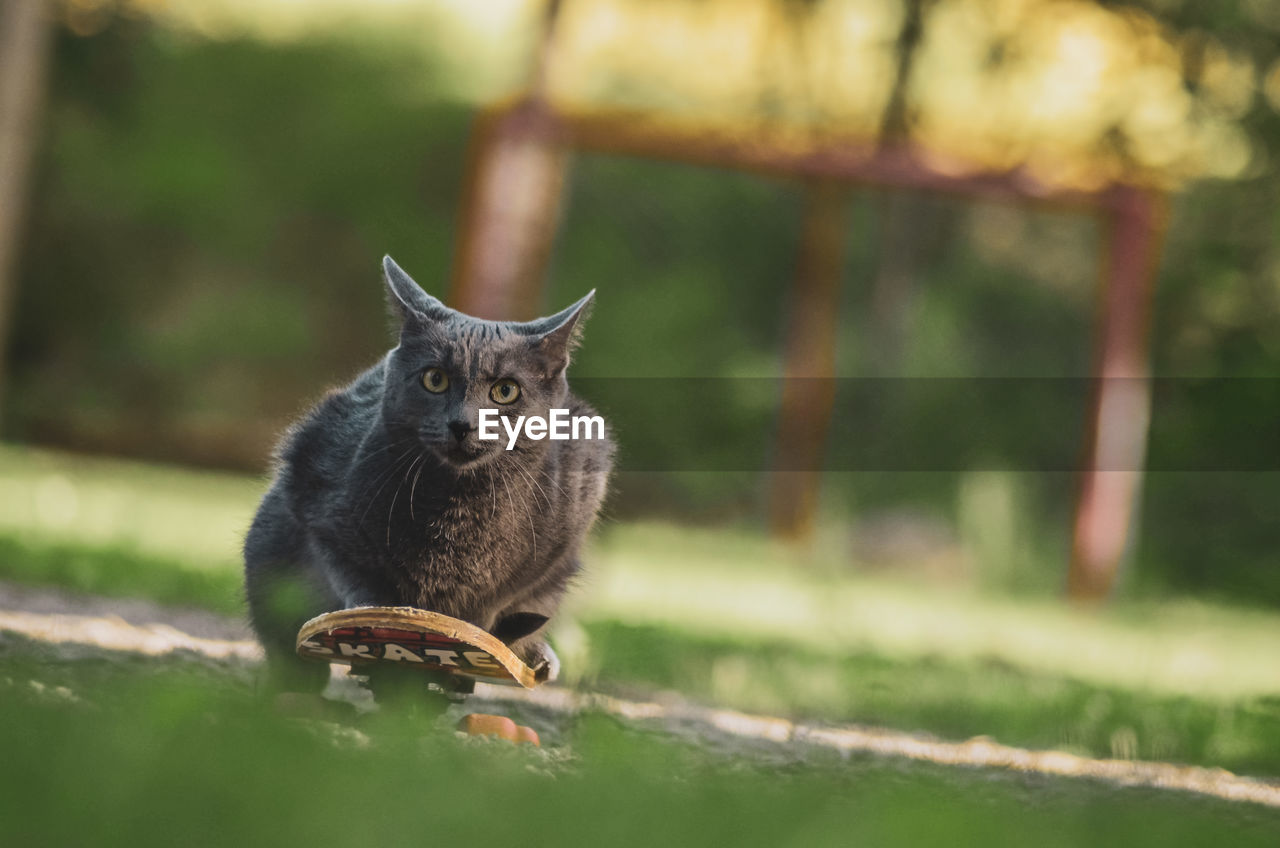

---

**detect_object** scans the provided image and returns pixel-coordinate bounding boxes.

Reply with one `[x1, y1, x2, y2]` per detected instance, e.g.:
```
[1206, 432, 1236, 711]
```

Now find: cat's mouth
[438, 440, 494, 469]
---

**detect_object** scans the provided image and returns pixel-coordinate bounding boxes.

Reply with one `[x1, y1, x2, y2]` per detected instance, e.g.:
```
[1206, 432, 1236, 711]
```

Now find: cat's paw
[526, 642, 560, 683]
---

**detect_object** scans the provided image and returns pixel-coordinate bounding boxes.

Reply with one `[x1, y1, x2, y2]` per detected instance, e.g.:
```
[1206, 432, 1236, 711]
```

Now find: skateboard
[296, 606, 545, 743]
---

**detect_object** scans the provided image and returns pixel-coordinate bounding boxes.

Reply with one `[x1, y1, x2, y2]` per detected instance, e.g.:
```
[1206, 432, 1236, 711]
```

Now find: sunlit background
[5, 0, 1277, 592]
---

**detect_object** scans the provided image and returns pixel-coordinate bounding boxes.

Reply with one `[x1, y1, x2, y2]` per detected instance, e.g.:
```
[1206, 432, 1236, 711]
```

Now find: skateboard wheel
[459, 713, 518, 741]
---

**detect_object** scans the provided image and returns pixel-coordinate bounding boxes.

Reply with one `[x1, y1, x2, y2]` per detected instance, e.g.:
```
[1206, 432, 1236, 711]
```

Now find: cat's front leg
[490, 609, 560, 683]
[515, 638, 560, 683]
[313, 541, 395, 609]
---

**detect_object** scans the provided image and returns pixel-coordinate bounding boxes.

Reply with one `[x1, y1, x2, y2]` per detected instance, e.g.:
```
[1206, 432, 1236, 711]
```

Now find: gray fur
[243, 256, 613, 692]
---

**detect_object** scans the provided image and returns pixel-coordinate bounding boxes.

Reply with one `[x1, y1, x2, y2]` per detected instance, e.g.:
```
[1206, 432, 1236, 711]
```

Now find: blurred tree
[0, 0, 53, 420]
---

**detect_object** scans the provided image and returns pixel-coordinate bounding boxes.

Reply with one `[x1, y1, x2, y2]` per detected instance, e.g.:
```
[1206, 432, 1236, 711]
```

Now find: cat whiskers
[527, 499, 537, 560]
[496, 464, 517, 520]
[539, 468, 570, 500]
[348, 437, 415, 477]
[351, 441, 417, 503]
[511, 461, 553, 511]
[408, 453, 427, 522]
[495, 463, 534, 559]
[386, 451, 426, 548]
[355, 445, 420, 532]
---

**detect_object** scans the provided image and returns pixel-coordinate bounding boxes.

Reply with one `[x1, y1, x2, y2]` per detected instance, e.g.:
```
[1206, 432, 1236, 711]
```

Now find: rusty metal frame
[449, 95, 1165, 601]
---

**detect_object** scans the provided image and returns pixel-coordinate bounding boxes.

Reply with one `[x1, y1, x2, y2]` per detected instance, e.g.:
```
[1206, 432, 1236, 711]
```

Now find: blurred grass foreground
[3, 0, 1279, 604]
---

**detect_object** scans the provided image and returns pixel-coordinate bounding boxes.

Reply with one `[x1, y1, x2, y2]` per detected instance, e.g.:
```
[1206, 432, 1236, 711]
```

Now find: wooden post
[448, 102, 569, 320]
[1068, 186, 1166, 601]
[769, 182, 850, 539]
[0, 0, 53, 418]
[447, 0, 567, 321]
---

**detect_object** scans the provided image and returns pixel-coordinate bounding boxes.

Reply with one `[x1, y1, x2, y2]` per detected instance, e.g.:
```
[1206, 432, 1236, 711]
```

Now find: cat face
[379, 256, 593, 471]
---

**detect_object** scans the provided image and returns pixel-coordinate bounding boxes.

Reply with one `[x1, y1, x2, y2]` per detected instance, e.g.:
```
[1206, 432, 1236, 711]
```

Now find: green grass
[0, 443, 261, 570]
[581, 620, 1280, 778]
[0, 535, 246, 615]
[583, 523, 1280, 700]
[4, 443, 1280, 779]
[1, 642, 1277, 848]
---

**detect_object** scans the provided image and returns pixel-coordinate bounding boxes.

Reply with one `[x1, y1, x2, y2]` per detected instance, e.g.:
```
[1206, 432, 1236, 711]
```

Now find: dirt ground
[0, 580, 255, 641]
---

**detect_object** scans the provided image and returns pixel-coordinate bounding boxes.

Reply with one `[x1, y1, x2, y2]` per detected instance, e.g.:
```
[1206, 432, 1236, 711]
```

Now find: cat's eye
[490, 379, 521, 404]
[422, 368, 449, 394]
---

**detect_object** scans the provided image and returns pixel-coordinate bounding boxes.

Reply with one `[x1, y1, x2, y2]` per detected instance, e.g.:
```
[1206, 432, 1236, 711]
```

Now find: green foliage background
[6, 12, 1279, 604]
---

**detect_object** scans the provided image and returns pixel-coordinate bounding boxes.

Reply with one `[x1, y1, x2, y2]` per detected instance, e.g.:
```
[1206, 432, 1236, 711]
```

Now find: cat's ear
[520, 290, 595, 374]
[383, 255, 447, 323]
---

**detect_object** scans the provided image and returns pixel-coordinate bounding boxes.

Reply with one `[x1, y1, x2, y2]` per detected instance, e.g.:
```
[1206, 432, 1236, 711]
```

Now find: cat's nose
[448, 420, 474, 442]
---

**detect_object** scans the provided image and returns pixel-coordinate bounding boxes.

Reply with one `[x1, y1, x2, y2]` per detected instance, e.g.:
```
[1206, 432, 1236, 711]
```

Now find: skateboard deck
[296, 606, 544, 688]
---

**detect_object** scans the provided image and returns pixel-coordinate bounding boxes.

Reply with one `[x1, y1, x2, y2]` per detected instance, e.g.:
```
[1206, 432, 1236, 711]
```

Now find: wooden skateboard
[295, 606, 545, 743]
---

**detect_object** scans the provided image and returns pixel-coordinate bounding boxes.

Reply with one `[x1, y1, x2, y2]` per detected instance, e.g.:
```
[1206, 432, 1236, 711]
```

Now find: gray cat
[243, 256, 613, 694]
